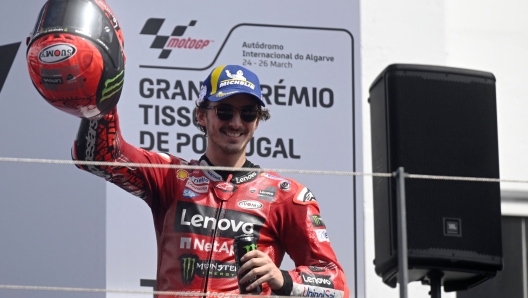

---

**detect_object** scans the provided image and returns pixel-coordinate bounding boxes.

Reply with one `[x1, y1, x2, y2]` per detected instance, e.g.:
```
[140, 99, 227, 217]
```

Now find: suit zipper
[202, 199, 225, 296]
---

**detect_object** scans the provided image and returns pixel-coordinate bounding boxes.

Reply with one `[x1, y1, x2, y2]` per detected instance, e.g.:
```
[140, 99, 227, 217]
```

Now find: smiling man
[73, 65, 349, 297]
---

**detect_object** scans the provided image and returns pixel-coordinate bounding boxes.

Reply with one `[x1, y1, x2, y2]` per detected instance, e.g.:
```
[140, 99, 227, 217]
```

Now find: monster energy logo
[179, 254, 198, 285]
[100, 70, 124, 102]
[243, 243, 258, 253]
[311, 215, 326, 228]
[178, 254, 237, 285]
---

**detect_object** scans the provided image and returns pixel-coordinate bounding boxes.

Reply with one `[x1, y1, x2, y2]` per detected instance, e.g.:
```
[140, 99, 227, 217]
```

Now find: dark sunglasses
[205, 105, 260, 122]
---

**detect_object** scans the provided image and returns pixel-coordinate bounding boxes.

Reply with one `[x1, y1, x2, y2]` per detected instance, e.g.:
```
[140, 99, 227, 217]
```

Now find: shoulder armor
[293, 187, 318, 205]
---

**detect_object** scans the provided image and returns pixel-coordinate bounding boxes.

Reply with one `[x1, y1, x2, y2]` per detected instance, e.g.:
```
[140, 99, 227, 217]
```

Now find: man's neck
[204, 149, 246, 168]
[199, 155, 258, 182]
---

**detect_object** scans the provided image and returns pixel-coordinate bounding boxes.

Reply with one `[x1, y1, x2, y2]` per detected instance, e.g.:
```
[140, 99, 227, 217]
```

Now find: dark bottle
[234, 234, 262, 294]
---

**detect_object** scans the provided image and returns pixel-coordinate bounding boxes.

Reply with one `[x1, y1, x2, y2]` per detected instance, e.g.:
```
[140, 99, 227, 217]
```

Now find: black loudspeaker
[369, 64, 503, 292]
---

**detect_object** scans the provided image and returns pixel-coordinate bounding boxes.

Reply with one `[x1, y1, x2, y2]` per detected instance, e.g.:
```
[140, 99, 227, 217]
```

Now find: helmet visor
[29, 0, 122, 69]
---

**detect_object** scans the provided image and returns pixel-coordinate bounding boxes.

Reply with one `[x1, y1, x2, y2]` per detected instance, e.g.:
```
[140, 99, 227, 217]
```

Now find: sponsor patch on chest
[237, 200, 263, 210]
[244, 184, 277, 201]
[232, 171, 258, 184]
[182, 189, 200, 199]
[185, 179, 209, 193]
[174, 201, 265, 239]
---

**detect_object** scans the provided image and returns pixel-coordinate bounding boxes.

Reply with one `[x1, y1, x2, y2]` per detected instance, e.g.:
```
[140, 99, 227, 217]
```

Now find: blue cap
[198, 65, 265, 106]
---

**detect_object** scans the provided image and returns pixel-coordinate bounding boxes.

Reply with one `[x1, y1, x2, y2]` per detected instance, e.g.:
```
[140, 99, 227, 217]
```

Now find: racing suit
[73, 108, 349, 297]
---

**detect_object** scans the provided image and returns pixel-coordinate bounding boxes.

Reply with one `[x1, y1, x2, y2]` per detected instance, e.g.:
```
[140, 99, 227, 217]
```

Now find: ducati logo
[38, 43, 76, 64]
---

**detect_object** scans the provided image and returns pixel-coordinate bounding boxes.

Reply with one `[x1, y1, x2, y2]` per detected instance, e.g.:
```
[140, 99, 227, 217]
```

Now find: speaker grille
[370, 64, 503, 290]
[388, 74, 498, 178]
[387, 73, 501, 257]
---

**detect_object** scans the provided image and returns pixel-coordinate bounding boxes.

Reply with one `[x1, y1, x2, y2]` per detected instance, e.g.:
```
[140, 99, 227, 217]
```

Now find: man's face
[198, 93, 260, 156]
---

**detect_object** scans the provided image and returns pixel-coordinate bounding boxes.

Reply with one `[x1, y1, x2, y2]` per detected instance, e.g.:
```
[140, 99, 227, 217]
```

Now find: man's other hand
[238, 250, 284, 291]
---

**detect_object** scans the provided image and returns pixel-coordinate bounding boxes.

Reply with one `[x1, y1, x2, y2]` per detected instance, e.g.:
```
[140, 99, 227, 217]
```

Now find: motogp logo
[140, 19, 212, 59]
[38, 43, 76, 64]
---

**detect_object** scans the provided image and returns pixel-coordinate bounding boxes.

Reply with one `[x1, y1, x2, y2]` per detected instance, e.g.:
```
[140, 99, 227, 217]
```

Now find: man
[73, 65, 349, 297]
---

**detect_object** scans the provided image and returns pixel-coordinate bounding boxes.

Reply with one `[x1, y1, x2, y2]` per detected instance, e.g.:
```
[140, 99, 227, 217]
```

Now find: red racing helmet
[26, 0, 125, 119]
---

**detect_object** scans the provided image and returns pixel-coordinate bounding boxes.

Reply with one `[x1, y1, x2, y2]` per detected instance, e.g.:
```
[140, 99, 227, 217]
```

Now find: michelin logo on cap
[226, 69, 247, 81]
[197, 65, 265, 106]
[219, 70, 255, 89]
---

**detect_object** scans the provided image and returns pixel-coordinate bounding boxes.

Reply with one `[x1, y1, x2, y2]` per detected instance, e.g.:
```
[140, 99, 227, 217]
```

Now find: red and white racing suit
[73, 109, 349, 297]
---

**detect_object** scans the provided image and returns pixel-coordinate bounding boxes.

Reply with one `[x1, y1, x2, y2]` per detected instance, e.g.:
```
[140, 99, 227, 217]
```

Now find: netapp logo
[180, 237, 235, 255]
[38, 44, 76, 64]
[174, 201, 265, 238]
[300, 272, 334, 289]
[140, 19, 213, 59]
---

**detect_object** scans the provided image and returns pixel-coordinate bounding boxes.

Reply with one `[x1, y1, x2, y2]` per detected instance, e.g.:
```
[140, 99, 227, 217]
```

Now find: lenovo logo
[174, 201, 264, 238]
[300, 272, 334, 289]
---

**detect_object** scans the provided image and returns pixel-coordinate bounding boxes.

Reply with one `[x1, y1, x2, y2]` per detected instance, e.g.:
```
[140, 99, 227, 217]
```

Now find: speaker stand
[395, 167, 409, 298]
[427, 270, 444, 298]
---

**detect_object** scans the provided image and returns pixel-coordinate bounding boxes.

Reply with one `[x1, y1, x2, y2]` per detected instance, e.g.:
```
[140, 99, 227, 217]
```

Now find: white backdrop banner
[105, 0, 364, 297]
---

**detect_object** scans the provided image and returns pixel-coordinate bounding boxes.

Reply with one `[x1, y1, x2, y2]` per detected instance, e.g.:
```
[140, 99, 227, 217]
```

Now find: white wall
[360, 0, 528, 297]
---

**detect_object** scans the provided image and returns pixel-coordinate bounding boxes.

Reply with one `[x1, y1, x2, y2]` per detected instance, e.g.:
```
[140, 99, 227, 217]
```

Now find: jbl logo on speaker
[444, 218, 461, 237]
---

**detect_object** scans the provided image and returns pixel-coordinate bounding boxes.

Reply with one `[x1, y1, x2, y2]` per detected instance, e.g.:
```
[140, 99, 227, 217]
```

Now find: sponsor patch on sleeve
[300, 272, 335, 289]
[294, 187, 318, 205]
[308, 265, 326, 272]
[291, 284, 344, 298]
[310, 215, 326, 228]
[315, 229, 330, 242]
